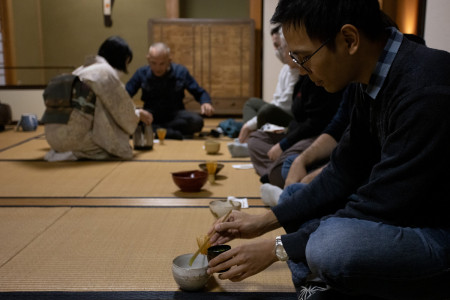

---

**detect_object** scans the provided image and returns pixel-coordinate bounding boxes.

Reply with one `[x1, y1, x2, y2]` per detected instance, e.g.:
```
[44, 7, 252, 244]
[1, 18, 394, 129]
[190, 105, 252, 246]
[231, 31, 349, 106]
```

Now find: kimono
[45, 56, 138, 160]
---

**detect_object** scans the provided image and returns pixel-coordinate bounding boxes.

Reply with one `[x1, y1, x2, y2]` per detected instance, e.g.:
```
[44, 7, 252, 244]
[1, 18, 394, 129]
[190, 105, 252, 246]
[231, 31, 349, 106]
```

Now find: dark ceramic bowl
[207, 245, 231, 273]
[198, 163, 224, 175]
[172, 170, 208, 192]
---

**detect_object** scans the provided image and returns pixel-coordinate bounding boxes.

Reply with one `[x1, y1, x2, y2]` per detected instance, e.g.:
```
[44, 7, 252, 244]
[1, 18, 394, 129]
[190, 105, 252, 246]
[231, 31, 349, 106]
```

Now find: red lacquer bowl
[172, 170, 208, 192]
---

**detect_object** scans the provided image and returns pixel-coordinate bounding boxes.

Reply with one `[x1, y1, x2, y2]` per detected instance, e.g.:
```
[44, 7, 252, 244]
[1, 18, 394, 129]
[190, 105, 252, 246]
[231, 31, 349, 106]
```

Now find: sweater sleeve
[182, 67, 212, 104]
[125, 67, 144, 98]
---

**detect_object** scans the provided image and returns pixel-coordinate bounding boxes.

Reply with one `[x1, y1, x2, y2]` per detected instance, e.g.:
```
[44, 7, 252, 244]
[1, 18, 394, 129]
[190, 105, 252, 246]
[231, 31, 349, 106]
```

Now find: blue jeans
[278, 182, 307, 205]
[278, 180, 450, 298]
[281, 154, 298, 180]
[289, 217, 450, 299]
[278, 183, 311, 289]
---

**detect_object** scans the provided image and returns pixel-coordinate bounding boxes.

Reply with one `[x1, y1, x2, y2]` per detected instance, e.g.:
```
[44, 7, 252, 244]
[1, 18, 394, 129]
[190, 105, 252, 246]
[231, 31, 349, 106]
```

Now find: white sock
[260, 183, 283, 207]
[44, 149, 77, 162]
[227, 139, 249, 157]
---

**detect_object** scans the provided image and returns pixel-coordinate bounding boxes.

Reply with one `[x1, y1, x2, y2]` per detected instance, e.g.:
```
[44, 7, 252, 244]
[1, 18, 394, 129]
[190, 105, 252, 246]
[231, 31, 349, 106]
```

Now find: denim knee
[305, 218, 359, 280]
[278, 183, 307, 205]
[281, 154, 299, 180]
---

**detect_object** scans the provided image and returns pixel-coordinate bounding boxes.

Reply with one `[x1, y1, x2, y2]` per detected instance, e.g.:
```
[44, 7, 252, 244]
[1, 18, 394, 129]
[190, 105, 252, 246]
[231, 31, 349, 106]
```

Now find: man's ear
[340, 24, 359, 55]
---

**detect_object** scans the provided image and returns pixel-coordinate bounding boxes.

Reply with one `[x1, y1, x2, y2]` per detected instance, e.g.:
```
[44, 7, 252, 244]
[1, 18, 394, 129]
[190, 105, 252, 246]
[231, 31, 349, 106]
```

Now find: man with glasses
[289, 38, 329, 75]
[206, 0, 450, 299]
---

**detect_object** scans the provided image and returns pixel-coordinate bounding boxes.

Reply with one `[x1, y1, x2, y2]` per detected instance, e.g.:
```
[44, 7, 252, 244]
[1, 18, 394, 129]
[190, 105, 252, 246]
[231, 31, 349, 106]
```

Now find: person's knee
[279, 183, 306, 205]
[256, 104, 274, 124]
[190, 116, 204, 132]
[306, 218, 361, 280]
[246, 132, 259, 150]
[180, 113, 203, 134]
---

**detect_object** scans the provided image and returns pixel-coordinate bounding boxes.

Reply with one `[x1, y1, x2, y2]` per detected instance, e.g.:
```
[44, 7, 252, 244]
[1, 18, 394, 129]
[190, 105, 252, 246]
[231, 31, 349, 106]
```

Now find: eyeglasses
[289, 38, 330, 73]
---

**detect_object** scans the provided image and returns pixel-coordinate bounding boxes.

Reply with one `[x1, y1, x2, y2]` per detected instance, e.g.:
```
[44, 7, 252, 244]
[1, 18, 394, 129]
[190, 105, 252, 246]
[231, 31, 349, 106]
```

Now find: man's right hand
[208, 210, 280, 246]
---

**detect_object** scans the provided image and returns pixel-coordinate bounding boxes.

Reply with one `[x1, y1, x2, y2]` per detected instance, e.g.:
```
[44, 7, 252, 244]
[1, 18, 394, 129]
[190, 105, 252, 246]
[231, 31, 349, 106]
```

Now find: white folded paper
[260, 123, 286, 133]
[228, 196, 249, 208]
[232, 164, 253, 169]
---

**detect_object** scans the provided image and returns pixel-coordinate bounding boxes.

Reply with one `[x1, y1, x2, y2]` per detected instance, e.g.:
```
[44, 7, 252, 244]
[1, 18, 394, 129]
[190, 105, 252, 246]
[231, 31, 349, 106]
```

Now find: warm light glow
[380, 0, 420, 35]
[397, 0, 419, 34]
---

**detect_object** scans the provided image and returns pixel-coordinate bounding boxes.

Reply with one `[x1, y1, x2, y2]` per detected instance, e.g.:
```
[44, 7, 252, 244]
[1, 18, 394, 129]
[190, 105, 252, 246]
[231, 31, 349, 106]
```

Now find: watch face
[276, 245, 288, 261]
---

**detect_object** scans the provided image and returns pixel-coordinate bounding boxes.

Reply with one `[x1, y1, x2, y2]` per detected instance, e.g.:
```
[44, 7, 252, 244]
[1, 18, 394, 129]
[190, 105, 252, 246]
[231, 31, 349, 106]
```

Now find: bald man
[126, 42, 214, 139]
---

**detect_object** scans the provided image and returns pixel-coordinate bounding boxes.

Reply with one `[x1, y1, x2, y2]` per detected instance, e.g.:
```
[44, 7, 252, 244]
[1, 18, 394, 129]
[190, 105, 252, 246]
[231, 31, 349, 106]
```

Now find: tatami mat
[133, 139, 249, 161]
[0, 126, 45, 153]
[0, 138, 249, 162]
[0, 136, 49, 160]
[0, 207, 294, 293]
[0, 207, 70, 266]
[0, 126, 250, 163]
[0, 120, 298, 297]
[0, 160, 258, 199]
[0, 161, 121, 197]
[87, 161, 260, 198]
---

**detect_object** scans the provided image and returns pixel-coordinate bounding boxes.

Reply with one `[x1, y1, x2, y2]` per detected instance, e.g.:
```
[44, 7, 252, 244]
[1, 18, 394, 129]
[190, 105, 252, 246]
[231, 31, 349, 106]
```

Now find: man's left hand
[207, 239, 278, 281]
[201, 103, 215, 116]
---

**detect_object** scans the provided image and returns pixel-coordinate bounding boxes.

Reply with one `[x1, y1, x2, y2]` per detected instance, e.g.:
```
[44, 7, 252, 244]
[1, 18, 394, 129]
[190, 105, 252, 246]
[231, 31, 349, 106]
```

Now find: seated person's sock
[260, 183, 283, 207]
[227, 138, 249, 157]
[44, 149, 77, 162]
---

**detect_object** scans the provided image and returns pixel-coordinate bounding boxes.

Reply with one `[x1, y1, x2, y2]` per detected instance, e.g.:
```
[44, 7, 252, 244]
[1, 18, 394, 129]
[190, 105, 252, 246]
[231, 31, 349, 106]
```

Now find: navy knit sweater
[126, 63, 211, 123]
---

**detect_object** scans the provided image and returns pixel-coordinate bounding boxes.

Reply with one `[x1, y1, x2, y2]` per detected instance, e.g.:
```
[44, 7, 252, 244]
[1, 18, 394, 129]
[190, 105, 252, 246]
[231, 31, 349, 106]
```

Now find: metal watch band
[275, 235, 289, 261]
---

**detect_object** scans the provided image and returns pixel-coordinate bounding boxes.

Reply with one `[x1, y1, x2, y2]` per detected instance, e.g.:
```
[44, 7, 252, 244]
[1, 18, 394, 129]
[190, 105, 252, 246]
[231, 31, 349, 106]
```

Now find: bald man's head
[147, 42, 171, 77]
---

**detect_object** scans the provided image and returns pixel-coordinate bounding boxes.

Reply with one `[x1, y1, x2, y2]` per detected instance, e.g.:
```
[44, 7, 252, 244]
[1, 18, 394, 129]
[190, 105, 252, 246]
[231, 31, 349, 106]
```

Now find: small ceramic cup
[204, 140, 220, 154]
[157, 128, 167, 144]
[17, 114, 38, 131]
[207, 245, 231, 273]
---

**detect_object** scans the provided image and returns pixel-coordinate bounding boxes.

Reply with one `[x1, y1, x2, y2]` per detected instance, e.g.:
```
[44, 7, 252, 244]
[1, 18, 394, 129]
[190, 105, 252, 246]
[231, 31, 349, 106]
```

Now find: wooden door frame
[249, 0, 262, 97]
[0, 0, 16, 84]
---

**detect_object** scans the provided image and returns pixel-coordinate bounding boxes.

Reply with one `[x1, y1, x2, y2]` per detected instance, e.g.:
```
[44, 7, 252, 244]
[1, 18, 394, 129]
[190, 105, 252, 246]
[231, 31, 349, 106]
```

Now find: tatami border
[0, 197, 264, 208]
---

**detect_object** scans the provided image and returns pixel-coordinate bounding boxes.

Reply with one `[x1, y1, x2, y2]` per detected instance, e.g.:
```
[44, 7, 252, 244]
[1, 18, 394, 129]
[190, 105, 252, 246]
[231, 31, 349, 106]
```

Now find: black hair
[380, 11, 399, 29]
[271, 0, 385, 50]
[98, 36, 133, 73]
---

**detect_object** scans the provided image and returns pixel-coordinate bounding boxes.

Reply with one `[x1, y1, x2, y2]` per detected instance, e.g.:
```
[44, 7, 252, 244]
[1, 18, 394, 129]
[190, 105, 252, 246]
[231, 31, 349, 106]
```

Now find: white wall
[0, 89, 45, 122]
[424, 0, 450, 52]
[262, 0, 283, 102]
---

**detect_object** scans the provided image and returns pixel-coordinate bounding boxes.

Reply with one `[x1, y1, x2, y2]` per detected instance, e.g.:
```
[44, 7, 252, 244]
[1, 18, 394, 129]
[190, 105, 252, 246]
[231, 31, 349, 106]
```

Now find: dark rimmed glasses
[289, 38, 330, 73]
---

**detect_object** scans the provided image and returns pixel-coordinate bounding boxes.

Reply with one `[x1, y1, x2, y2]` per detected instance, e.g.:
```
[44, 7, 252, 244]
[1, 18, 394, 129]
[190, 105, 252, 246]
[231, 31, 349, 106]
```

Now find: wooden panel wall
[148, 18, 255, 115]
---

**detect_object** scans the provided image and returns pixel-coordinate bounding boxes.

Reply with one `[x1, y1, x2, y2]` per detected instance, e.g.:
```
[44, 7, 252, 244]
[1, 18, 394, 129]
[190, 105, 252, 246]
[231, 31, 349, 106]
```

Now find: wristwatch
[275, 236, 289, 261]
